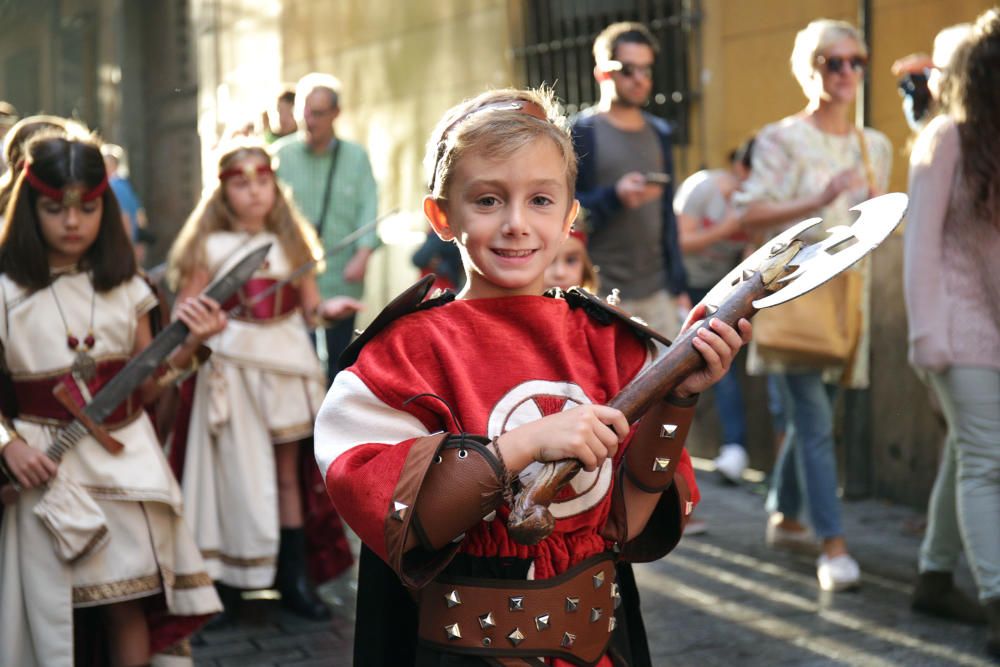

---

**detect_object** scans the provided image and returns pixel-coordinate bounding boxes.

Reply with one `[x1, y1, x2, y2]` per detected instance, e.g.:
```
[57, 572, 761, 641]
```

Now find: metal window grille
[512, 0, 693, 144]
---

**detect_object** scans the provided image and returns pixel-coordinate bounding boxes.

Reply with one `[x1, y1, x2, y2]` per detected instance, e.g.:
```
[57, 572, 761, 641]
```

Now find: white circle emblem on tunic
[487, 379, 612, 519]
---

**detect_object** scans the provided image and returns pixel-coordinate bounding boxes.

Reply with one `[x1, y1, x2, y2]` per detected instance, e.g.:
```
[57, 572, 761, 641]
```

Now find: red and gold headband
[219, 162, 274, 182]
[429, 99, 550, 192]
[569, 228, 588, 244]
[22, 161, 108, 208]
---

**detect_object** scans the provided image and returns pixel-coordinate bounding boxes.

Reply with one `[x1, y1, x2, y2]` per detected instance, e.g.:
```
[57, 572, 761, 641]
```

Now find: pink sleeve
[904, 115, 960, 371]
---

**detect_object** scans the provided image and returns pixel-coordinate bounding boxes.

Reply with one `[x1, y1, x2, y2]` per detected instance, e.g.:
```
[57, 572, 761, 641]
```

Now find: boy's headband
[429, 99, 550, 193]
[22, 162, 108, 208]
[219, 162, 274, 181]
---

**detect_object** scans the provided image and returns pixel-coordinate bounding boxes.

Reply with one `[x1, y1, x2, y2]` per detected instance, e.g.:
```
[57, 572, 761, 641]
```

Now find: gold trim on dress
[135, 293, 158, 318]
[17, 405, 144, 431]
[172, 571, 214, 590]
[202, 549, 276, 568]
[73, 573, 161, 606]
[270, 421, 313, 444]
[68, 525, 110, 565]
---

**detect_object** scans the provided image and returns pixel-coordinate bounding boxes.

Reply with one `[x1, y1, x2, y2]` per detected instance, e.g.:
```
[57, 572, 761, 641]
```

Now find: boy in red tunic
[314, 88, 750, 666]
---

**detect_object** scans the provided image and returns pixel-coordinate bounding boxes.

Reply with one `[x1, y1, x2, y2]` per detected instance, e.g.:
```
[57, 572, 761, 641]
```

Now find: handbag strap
[854, 127, 877, 196]
[314, 139, 341, 239]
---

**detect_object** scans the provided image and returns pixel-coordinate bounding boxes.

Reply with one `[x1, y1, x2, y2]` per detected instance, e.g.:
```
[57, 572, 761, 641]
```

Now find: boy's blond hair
[424, 87, 577, 202]
[168, 142, 322, 289]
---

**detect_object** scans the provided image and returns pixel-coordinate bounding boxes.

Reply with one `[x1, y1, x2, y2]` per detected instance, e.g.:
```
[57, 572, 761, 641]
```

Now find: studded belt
[417, 553, 618, 666]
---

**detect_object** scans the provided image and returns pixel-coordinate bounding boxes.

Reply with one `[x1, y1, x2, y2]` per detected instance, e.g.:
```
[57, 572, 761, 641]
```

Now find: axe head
[698, 193, 908, 311]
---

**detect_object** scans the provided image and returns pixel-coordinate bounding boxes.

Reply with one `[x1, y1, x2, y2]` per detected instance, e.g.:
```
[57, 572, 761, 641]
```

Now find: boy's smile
[424, 140, 579, 300]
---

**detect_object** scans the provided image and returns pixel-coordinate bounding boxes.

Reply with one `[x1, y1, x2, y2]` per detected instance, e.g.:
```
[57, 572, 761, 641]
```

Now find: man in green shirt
[274, 73, 378, 383]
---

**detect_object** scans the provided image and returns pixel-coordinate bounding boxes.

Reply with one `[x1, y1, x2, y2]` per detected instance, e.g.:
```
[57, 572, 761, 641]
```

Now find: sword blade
[83, 243, 271, 426]
[234, 209, 397, 314]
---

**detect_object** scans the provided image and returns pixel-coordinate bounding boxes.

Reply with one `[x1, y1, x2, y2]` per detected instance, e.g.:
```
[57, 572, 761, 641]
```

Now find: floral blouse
[733, 114, 892, 387]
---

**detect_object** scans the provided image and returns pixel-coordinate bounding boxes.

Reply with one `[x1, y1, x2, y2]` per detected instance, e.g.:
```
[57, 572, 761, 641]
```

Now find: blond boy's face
[424, 140, 578, 300]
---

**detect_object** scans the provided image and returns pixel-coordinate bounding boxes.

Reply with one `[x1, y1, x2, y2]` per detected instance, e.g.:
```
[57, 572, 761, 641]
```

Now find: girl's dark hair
[950, 8, 1000, 224]
[0, 134, 136, 291]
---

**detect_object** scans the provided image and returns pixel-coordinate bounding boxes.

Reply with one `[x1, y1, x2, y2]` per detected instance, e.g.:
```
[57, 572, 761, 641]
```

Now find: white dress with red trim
[0, 270, 220, 667]
[179, 231, 333, 588]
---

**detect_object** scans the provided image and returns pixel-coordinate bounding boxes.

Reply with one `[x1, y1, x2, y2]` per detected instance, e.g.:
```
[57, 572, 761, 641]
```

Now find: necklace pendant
[71, 350, 97, 382]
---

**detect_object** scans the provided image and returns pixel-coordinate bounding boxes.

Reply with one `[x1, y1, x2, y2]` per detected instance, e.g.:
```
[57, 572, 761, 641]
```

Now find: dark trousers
[316, 314, 357, 386]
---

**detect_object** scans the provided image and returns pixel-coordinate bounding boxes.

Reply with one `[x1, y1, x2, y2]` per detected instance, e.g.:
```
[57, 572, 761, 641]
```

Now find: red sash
[13, 358, 142, 429]
[222, 278, 301, 322]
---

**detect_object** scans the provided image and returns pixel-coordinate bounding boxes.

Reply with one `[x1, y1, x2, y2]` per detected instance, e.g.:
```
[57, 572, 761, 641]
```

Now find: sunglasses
[816, 54, 868, 74]
[607, 60, 654, 80]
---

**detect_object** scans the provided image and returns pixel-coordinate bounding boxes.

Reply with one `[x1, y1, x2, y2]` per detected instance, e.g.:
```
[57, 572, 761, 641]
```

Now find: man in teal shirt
[274, 73, 378, 382]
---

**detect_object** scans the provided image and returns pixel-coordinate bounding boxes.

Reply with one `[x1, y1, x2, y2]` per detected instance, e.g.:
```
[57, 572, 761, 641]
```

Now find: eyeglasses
[816, 54, 868, 74]
[607, 60, 654, 80]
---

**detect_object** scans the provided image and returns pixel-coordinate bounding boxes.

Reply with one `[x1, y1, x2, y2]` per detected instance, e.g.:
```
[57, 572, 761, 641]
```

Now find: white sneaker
[714, 443, 748, 484]
[817, 553, 861, 591]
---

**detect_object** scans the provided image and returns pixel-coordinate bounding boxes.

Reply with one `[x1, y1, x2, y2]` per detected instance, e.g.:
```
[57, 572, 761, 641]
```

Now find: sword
[0, 243, 271, 498]
[227, 209, 397, 316]
[506, 193, 909, 545]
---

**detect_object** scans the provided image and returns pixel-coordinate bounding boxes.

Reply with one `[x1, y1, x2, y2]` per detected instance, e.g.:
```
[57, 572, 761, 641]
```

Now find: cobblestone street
[194, 460, 996, 666]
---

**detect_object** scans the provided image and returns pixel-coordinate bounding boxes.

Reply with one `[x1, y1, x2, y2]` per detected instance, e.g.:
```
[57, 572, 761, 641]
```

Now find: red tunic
[315, 294, 699, 581]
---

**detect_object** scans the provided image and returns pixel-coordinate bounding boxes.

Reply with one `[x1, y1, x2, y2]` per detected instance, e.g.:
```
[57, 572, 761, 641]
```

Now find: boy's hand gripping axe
[506, 193, 909, 545]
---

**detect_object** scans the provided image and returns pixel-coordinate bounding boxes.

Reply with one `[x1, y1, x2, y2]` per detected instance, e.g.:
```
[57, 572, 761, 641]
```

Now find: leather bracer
[410, 434, 505, 550]
[622, 393, 697, 493]
[384, 433, 505, 589]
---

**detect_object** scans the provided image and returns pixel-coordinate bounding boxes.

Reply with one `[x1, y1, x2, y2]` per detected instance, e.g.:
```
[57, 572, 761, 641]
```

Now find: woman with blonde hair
[734, 18, 892, 591]
[905, 9, 1000, 657]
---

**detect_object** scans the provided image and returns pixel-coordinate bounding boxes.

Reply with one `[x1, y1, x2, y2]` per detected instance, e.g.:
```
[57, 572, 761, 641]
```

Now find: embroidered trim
[202, 550, 277, 568]
[16, 406, 143, 431]
[270, 421, 313, 443]
[68, 525, 109, 565]
[73, 574, 161, 605]
[163, 568, 213, 591]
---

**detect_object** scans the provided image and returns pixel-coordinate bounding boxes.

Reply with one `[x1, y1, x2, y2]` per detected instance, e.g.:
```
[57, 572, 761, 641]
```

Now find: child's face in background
[36, 194, 103, 269]
[544, 235, 587, 291]
[223, 155, 276, 231]
[425, 139, 578, 300]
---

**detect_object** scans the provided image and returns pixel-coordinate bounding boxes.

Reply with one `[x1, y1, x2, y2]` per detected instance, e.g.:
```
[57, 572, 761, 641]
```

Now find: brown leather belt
[417, 553, 618, 666]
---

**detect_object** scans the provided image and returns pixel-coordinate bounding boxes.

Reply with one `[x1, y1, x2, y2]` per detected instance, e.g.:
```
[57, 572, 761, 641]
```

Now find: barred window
[512, 0, 692, 144]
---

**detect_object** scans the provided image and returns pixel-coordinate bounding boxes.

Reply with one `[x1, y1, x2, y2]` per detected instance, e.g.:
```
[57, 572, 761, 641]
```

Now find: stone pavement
[193, 460, 996, 666]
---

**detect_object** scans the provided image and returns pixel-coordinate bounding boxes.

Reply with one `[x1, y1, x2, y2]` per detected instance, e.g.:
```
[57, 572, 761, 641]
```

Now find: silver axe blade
[699, 192, 909, 311]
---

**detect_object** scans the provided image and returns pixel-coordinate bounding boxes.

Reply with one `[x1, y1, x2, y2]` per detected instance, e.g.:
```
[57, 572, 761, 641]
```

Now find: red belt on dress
[222, 278, 300, 322]
[13, 358, 142, 429]
[417, 553, 618, 666]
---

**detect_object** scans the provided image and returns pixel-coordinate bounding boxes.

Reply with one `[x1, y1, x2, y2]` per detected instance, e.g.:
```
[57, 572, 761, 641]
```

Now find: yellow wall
[279, 0, 516, 317]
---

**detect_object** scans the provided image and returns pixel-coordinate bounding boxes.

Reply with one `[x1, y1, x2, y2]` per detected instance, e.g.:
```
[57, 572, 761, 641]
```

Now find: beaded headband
[219, 162, 274, 182]
[22, 162, 108, 208]
[428, 99, 550, 193]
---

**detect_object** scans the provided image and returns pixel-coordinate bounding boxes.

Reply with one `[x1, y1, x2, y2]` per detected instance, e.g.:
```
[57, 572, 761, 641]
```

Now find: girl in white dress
[168, 142, 359, 621]
[0, 133, 225, 666]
